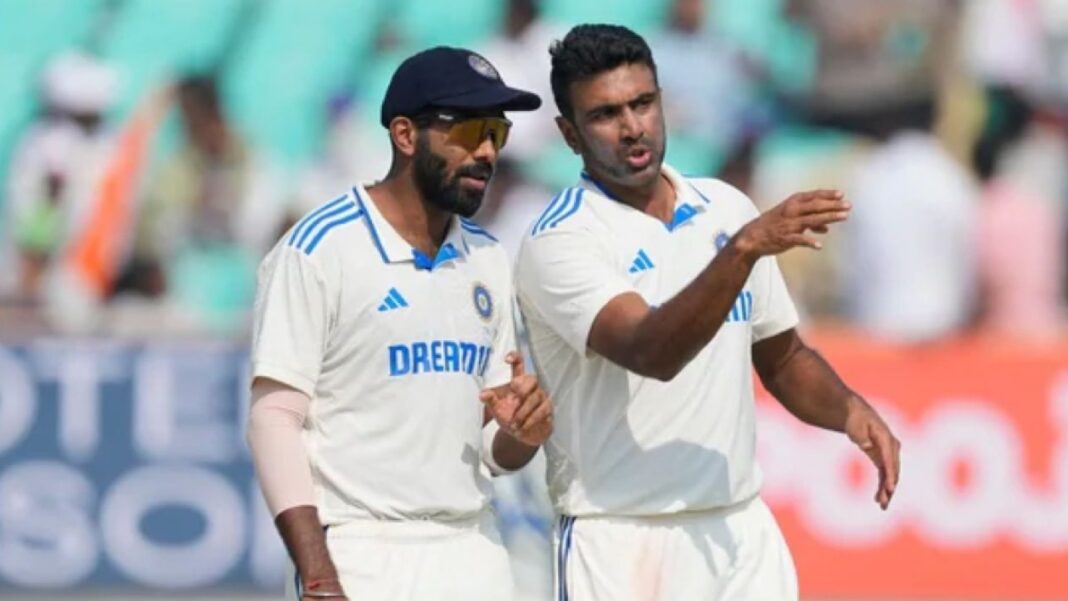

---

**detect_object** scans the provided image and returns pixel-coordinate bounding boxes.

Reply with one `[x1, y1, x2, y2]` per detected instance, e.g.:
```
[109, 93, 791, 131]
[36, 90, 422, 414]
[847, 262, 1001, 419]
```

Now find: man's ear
[556, 115, 581, 155]
[390, 116, 419, 157]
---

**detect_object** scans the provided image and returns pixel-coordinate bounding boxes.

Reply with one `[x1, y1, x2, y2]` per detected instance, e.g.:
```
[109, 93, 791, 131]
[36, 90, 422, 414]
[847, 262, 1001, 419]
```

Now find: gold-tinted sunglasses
[418, 111, 513, 151]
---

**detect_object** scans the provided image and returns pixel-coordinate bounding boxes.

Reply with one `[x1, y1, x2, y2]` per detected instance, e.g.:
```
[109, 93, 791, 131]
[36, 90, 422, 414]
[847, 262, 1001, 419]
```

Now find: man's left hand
[480, 352, 553, 447]
[845, 396, 901, 510]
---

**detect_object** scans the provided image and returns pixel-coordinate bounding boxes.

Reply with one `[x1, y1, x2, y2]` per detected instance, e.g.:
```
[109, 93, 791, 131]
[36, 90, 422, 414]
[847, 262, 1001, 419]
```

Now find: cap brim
[432, 84, 542, 113]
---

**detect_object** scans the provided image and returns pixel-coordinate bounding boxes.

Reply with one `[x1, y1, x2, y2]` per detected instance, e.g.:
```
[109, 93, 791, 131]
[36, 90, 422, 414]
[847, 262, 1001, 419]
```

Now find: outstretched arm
[589, 190, 851, 381]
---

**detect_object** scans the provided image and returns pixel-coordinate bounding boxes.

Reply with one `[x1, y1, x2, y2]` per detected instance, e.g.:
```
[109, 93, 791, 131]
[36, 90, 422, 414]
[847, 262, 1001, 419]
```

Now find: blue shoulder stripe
[544, 189, 583, 230]
[293, 200, 359, 250]
[288, 195, 349, 245]
[533, 188, 576, 235]
[303, 208, 363, 255]
[580, 172, 617, 200]
[530, 190, 568, 235]
[459, 218, 498, 241]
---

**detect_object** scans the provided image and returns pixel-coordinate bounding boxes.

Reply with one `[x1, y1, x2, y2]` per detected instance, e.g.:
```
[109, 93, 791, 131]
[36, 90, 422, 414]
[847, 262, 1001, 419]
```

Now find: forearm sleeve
[247, 379, 316, 517]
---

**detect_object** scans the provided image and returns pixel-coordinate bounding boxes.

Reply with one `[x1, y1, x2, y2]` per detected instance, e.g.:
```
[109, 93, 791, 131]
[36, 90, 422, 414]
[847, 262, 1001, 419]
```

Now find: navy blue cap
[380, 46, 541, 127]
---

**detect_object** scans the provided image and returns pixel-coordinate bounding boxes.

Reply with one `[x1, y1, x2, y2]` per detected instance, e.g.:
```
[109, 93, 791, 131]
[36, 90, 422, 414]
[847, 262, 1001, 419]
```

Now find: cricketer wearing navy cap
[248, 46, 552, 601]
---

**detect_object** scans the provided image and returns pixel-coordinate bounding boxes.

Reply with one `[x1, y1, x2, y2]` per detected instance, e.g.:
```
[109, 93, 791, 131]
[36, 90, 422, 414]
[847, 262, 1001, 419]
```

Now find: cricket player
[515, 25, 902, 600]
[247, 47, 553, 601]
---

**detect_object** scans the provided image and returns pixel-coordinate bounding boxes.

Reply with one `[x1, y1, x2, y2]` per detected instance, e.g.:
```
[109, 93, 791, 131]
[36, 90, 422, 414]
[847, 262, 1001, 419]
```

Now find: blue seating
[99, 0, 250, 117]
[540, 0, 670, 35]
[389, 0, 504, 48]
[224, 0, 384, 163]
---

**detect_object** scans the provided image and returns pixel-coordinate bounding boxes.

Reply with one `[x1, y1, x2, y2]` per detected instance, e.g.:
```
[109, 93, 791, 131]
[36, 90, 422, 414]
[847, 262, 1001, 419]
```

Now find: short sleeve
[750, 255, 800, 342]
[250, 246, 332, 397]
[516, 228, 636, 354]
[483, 272, 518, 389]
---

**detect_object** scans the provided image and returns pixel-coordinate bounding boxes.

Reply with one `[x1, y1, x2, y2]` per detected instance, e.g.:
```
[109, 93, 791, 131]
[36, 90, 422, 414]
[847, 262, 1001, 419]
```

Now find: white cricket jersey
[251, 184, 516, 524]
[515, 164, 799, 517]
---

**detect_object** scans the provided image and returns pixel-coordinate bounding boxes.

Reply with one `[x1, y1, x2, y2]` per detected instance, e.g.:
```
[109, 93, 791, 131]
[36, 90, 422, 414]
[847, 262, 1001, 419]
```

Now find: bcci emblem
[472, 283, 494, 321]
[714, 231, 730, 251]
[468, 54, 500, 81]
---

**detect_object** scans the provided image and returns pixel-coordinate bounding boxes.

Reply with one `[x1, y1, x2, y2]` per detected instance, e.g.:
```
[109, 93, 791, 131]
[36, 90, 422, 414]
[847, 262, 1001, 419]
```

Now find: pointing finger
[801, 212, 850, 230]
[506, 351, 525, 379]
[798, 198, 851, 216]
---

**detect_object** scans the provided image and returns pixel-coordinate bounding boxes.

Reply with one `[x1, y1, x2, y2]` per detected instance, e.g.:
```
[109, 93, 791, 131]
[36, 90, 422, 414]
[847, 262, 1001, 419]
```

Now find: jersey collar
[578, 163, 708, 232]
[353, 185, 467, 271]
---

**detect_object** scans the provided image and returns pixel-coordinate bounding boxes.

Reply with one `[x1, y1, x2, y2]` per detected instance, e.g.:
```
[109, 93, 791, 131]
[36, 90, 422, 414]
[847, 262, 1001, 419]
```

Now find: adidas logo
[377, 287, 409, 312]
[628, 249, 655, 273]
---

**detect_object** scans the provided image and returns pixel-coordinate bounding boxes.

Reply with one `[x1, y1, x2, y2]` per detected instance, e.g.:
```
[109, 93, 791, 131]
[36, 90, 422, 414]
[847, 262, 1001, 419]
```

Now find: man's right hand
[733, 189, 851, 258]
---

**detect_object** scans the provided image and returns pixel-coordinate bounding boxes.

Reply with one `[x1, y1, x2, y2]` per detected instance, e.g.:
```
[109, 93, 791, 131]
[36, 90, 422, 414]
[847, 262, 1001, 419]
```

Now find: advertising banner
[1, 334, 1065, 599]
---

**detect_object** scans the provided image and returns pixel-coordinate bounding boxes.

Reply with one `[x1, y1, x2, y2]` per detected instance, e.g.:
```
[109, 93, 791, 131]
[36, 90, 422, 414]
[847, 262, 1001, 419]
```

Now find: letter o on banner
[912, 400, 1019, 547]
[100, 465, 245, 588]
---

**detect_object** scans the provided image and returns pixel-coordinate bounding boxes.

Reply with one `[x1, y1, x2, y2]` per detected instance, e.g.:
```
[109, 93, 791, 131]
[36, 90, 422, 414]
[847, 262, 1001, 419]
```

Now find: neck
[367, 172, 453, 257]
[589, 168, 677, 224]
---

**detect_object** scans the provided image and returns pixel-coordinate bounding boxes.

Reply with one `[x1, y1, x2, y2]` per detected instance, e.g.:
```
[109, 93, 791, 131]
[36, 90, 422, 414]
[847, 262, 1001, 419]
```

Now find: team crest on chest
[472, 283, 494, 321]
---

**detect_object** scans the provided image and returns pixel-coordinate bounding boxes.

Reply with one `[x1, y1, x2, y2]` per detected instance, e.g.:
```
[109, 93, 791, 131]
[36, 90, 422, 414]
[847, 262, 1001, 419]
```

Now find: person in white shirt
[476, 0, 562, 162]
[844, 130, 977, 342]
[247, 47, 554, 601]
[515, 25, 901, 600]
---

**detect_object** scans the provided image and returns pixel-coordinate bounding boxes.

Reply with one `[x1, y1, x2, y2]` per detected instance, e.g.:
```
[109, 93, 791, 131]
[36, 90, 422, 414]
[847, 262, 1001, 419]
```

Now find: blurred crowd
[1, 0, 1066, 344]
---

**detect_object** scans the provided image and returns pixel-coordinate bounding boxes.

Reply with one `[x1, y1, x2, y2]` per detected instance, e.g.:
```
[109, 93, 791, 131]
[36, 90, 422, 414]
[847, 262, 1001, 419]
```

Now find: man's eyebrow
[585, 102, 620, 117]
[585, 91, 658, 117]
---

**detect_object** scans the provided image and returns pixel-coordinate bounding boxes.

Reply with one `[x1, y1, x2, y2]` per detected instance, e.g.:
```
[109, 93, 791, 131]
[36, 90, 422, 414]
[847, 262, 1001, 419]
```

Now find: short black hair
[549, 24, 657, 120]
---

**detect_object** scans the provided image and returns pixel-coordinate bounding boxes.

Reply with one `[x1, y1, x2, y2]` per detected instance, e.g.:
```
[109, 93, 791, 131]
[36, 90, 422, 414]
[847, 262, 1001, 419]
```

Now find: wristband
[302, 578, 344, 599]
[481, 419, 518, 476]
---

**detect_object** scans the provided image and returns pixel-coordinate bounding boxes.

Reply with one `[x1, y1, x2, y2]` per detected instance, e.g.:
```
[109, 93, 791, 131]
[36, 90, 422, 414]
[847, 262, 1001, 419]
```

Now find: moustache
[621, 139, 651, 154]
[455, 162, 494, 182]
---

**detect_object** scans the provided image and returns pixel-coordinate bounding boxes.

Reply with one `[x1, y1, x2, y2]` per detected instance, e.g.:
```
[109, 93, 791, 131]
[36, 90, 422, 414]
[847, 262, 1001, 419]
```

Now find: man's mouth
[459, 175, 488, 190]
[624, 146, 652, 170]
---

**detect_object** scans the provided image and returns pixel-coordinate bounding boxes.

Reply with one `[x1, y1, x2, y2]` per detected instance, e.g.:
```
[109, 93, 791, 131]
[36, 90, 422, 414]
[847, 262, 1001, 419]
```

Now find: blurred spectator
[650, 0, 767, 173]
[788, 0, 960, 138]
[842, 129, 978, 342]
[124, 75, 283, 335]
[477, 0, 560, 161]
[972, 88, 1067, 340]
[2, 51, 118, 306]
[0, 1, 1064, 345]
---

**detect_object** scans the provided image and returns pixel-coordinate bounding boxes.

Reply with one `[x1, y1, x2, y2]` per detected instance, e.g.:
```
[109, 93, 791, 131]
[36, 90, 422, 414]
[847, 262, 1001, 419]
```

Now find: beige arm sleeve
[247, 377, 316, 517]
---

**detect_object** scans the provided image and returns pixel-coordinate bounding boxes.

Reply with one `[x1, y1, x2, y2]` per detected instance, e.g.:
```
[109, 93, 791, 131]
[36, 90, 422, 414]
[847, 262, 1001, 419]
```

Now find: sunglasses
[417, 111, 513, 151]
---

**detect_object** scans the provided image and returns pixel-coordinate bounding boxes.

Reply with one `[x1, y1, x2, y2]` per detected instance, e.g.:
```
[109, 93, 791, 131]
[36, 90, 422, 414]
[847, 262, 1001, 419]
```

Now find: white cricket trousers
[554, 496, 798, 601]
[285, 511, 514, 601]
